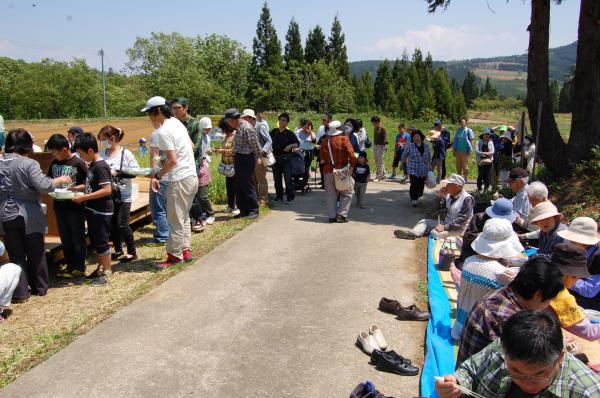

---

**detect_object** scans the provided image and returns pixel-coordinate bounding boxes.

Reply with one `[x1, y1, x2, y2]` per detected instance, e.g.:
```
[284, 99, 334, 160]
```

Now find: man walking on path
[371, 115, 388, 182]
[245, 109, 272, 206]
[226, 108, 262, 219]
[143, 96, 198, 268]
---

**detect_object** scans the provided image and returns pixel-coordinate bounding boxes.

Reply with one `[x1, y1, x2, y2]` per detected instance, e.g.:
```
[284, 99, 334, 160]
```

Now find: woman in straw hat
[528, 201, 567, 256]
[558, 217, 600, 310]
[451, 218, 523, 341]
[548, 243, 600, 341]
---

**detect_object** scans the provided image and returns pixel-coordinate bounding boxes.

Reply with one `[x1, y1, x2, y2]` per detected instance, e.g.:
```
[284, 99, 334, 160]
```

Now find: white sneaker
[223, 207, 234, 213]
[411, 200, 418, 207]
[231, 208, 240, 216]
[357, 331, 381, 355]
[205, 216, 215, 225]
[369, 324, 387, 350]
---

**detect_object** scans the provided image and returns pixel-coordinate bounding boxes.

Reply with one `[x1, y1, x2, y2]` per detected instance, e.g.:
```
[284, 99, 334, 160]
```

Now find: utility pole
[98, 49, 107, 117]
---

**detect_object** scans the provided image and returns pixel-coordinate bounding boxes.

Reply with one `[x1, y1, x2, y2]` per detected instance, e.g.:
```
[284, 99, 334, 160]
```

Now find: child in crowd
[46, 134, 88, 277]
[0, 241, 21, 322]
[390, 123, 409, 181]
[353, 151, 370, 209]
[528, 201, 567, 256]
[191, 117, 215, 232]
[72, 133, 114, 286]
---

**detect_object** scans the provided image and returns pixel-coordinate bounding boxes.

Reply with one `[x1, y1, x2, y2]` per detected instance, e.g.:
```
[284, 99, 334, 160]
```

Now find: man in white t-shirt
[142, 96, 198, 269]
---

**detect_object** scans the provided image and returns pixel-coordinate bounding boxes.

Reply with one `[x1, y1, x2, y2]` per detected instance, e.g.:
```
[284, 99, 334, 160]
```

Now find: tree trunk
[567, 0, 600, 164]
[526, 0, 567, 177]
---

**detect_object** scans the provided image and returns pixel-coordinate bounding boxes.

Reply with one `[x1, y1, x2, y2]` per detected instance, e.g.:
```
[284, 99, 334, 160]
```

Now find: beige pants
[324, 173, 353, 219]
[455, 151, 469, 179]
[253, 161, 269, 202]
[374, 145, 386, 179]
[166, 175, 198, 258]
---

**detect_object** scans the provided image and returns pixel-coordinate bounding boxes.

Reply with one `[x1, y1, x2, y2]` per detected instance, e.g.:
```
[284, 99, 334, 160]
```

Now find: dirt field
[5, 117, 155, 150]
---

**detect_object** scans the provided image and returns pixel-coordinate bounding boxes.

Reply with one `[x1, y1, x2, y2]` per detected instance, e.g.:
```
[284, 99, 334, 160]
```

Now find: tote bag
[327, 138, 353, 191]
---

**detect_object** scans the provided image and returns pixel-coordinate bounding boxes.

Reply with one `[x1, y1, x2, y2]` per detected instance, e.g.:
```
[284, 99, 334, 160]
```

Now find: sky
[0, 0, 580, 72]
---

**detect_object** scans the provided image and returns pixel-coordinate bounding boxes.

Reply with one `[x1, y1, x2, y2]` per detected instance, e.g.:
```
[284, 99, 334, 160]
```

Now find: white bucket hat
[557, 217, 600, 246]
[529, 201, 561, 223]
[471, 218, 524, 259]
[241, 109, 256, 120]
[199, 117, 212, 130]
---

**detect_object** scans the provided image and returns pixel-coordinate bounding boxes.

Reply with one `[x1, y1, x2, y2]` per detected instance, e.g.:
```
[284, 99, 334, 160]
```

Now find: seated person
[527, 201, 567, 256]
[0, 241, 22, 322]
[436, 310, 600, 398]
[558, 217, 600, 311]
[451, 218, 522, 341]
[506, 167, 531, 219]
[457, 257, 564, 364]
[549, 243, 600, 341]
[515, 181, 548, 239]
[394, 174, 474, 240]
[455, 198, 521, 269]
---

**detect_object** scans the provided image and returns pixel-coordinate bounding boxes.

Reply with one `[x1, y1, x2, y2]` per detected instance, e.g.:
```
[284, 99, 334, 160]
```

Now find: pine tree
[251, 2, 282, 69]
[481, 77, 498, 98]
[450, 78, 467, 122]
[284, 17, 304, 67]
[432, 68, 454, 119]
[326, 15, 350, 80]
[374, 59, 396, 112]
[461, 71, 480, 107]
[304, 25, 327, 64]
[353, 72, 374, 111]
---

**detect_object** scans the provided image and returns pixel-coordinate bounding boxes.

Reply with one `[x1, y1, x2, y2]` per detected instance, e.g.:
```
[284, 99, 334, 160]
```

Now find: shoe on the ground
[146, 240, 166, 247]
[247, 212, 259, 219]
[91, 273, 110, 287]
[192, 220, 206, 233]
[182, 248, 193, 263]
[357, 331, 381, 355]
[397, 304, 430, 321]
[410, 200, 418, 207]
[284, 198, 294, 204]
[1, 308, 13, 320]
[370, 349, 419, 376]
[111, 250, 124, 261]
[394, 229, 416, 240]
[85, 268, 103, 280]
[231, 208, 241, 216]
[57, 268, 86, 278]
[328, 218, 338, 223]
[369, 324, 388, 351]
[379, 297, 403, 315]
[11, 297, 28, 304]
[384, 350, 412, 365]
[389, 174, 396, 180]
[400, 175, 408, 183]
[223, 207, 236, 213]
[156, 253, 183, 270]
[119, 254, 138, 263]
[233, 213, 246, 219]
[336, 215, 348, 223]
[271, 197, 283, 203]
[205, 216, 215, 225]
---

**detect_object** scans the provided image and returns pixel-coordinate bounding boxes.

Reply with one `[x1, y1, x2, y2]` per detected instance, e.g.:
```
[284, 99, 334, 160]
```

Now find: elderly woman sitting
[527, 201, 567, 256]
[394, 174, 474, 240]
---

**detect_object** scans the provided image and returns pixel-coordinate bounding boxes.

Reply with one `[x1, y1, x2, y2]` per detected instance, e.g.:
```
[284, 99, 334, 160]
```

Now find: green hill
[350, 41, 577, 98]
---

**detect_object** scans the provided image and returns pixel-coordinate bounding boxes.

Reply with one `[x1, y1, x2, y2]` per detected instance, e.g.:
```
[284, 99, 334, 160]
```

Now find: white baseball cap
[199, 117, 212, 130]
[140, 96, 166, 112]
[241, 109, 256, 119]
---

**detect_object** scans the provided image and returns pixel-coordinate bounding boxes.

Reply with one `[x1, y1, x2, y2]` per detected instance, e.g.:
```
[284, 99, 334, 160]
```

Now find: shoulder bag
[110, 148, 126, 207]
[218, 162, 235, 178]
[327, 137, 353, 192]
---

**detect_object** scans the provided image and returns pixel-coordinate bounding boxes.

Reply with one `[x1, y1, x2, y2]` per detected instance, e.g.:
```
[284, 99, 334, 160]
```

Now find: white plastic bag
[426, 171, 437, 189]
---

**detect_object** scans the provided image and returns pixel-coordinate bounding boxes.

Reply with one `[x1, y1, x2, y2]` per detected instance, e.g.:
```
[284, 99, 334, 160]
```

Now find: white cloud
[0, 39, 103, 68]
[363, 25, 522, 60]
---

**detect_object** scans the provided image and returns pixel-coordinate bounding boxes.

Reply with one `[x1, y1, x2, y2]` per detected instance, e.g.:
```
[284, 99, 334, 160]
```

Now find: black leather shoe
[396, 304, 430, 321]
[370, 349, 419, 376]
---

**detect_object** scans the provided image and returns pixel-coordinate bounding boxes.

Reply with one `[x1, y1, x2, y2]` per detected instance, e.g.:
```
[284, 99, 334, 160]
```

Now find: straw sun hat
[529, 201, 562, 223]
[471, 218, 524, 259]
[557, 217, 600, 246]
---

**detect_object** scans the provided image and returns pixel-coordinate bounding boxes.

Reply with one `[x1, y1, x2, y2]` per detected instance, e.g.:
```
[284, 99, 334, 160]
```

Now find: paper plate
[121, 167, 152, 176]
[49, 191, 75, 200]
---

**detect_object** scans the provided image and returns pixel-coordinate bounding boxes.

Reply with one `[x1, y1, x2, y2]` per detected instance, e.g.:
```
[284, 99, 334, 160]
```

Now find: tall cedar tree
[326, 15, 350, 80]
[433, 68, 454, 119]
[481, 77, 498, 98]
[373, 59, 396, 112]
[305, 26, 327, 64]
[251, 3, 282, 69]
[284, 17, 304, 67]
[461, 71, 480, 107]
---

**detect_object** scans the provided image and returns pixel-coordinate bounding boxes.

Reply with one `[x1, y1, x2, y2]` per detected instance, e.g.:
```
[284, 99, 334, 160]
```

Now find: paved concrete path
[2, 180, 428, 398]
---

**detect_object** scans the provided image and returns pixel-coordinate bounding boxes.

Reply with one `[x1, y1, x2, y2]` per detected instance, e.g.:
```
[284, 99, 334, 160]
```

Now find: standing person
[270, 112, 299, 204]
[343, 118, 361, 154]
[98, 125, 139, 263]
[143, 96, 198, 268]
[475, 130, 495, 192]
[148, 128, 169, 246]
[390, 123, 409, 180]
[0, 241, 22, 322]
[138, 138, 148, 158]
[46, 134, 88, 277]
[400, 130, 431, 207]
[498, 127, 514, 187]
[255, 110, 270, 135]
[66, 126, 83, 152]
[190, 117, 216, 232]
[356, 119, 368, 152]
[225, 108, 261, 218]
[353, 151, 370, 209]
[0, 129, 72, 300]
[371, 116, 388, 182]
[248, 110, 272, 206]
[320, 121, 357, 223]
[216, 118, 239, 215]
[522, 134, 536, 174]
[295, 119, 316, 190]
[452, 117, 474, 181]
[72, 133, 113, 286]
[432, 120, 451, 180]
[315, 112, 332, 188]
[427, 129, 445, 184]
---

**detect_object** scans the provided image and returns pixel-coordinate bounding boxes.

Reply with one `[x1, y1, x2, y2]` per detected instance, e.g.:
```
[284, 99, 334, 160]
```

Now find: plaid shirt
[455, 339, 600, 397]
[319, 133, 357, 174]
[401, 142, 431, 177]
[233, 120, 261, 156]
[457, 287, 521, 365]
[220, 132, 236, 165]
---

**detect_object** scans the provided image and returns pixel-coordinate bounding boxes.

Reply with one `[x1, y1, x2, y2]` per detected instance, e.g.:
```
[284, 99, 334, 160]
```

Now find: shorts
[86, 209, 112, 256]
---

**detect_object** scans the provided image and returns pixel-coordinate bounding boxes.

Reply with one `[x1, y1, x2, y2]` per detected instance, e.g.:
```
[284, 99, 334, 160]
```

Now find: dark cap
[358, 151, 367, 159]
[432, 120, 442, 128]
[170, 97, 190, 106]
[223, 108, 241, 120]
[506, 167, 529, 182]
[551, 243, 591, 278]
[67, 126, 84, 136]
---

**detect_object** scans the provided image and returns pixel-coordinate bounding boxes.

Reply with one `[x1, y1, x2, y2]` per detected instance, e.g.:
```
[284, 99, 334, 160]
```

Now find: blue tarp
[420, 237, 456, 398]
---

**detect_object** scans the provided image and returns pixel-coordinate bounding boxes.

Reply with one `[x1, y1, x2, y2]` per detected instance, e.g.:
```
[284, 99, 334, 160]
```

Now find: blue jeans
[150, 180, 169, 242]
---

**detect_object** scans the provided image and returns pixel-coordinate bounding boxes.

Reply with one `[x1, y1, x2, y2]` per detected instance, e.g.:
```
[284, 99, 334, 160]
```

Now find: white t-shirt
[150, 129, 168, 182]
[155, 118, 196, 182]
[101, 147, 139, 202]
